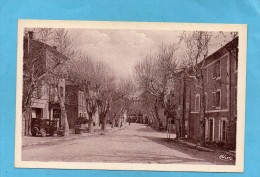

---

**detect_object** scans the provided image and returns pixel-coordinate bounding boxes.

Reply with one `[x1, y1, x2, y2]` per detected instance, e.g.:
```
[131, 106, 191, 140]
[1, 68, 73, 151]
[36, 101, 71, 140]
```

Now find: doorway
[209, 118, 214, 142]
[31, 108, 42, 118]
[53, 109, 61, 127]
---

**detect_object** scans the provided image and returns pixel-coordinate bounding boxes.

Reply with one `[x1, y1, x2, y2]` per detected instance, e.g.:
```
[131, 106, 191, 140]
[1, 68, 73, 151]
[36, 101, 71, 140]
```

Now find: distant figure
[129, 119, 131, 125]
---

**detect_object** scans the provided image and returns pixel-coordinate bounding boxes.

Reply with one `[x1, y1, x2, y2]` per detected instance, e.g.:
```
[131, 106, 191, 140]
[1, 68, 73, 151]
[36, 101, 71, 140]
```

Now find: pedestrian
[129, 119, 131, 125]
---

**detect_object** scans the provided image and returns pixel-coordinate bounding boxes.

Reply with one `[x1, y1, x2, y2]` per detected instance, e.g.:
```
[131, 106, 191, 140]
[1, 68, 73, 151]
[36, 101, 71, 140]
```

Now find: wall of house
[188, 38, 238, 148]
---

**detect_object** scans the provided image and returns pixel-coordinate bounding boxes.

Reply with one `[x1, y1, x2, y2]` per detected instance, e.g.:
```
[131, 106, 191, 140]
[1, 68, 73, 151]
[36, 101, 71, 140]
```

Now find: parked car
[31, 118, 63, 137]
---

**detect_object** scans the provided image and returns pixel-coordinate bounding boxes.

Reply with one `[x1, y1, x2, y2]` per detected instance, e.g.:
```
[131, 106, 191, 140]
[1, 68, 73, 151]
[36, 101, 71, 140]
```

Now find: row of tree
[67, 57, 135, 133]
[22, 28, 134, 136]
[134, 31, 237, 146]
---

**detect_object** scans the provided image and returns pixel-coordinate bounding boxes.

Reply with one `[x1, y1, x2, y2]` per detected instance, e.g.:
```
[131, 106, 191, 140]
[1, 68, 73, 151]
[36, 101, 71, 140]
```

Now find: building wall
[189, 38, 238, 148]
[65, 86, 100, 129]
[23, 35, 68, 135]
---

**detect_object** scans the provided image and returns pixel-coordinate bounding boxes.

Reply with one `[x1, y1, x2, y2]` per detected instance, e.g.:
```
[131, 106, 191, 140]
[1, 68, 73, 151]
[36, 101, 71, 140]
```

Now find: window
[53, 109, 61, 119]
[204, 92, 208, 111]
[31, 108, 42, 118]
[195, 94, 200, 112]
[82, 93, 86, 106]
[213, 90, 221, 108]
[36, 82, 42, 98]
[213, 60, 221, 79]
[49, 86, 55, 101]
[65, 95, 70, 104]
[207, 118, 215, 142]
[33, 81, 42, 98]
[59, 86, 64, 99]
[204, 68, 208, 83]
[78, 92, 82, 105]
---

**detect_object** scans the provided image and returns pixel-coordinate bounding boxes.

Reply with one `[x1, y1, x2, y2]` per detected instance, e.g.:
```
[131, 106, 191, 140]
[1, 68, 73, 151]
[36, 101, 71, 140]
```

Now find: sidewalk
[176, 139, 236, 159]
[22, 124, 128, 147]
[151, 127, 236, 159]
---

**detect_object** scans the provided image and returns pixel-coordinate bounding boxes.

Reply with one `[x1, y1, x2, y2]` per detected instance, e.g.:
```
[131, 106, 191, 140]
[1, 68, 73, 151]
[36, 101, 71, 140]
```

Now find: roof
[24, 36, 69, 61]
[183, 37, 239, 74]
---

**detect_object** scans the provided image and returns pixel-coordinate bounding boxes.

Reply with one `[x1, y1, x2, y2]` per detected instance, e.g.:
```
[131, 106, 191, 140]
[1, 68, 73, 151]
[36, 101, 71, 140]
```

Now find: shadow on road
[136, 127, 157, 133]
[140, 135, 235, 165]
[81, 150, 207, 164]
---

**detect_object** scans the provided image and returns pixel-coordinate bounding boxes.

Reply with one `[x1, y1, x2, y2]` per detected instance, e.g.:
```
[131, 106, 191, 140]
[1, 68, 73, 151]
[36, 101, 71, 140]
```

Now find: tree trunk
[199, 80, 206, 147]
[23, 107, 31, 136]
[59, 100, 69, 136]
[151, 110, 158, 128]
[153, 103, 160, 129]
[88, 115, 94, 133]
[111, 118, 115, 128]
[174, 119, 180, 139]
[101, 117, 106, 131]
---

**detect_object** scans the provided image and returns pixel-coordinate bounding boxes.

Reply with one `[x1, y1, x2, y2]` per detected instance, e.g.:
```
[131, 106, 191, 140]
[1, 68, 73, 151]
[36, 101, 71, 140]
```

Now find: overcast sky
[67, 29, 233, 78]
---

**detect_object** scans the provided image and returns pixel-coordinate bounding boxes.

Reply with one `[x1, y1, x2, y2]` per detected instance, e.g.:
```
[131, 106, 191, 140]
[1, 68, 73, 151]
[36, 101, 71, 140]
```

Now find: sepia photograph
[15, 20, 247, 172]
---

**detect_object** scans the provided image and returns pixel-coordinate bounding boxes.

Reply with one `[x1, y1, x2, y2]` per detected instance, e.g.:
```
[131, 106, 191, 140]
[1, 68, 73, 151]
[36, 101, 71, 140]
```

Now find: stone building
[23, 31, 67, 135]
[65, 84, 100, 131]
[188, 37, 238, 149]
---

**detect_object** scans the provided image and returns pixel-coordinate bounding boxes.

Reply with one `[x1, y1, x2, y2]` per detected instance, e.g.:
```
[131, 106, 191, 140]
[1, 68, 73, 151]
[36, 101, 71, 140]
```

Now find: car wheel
[57, 130, 64, 136]
[31, 127, 38, 136]
[40, 129, 47, 137]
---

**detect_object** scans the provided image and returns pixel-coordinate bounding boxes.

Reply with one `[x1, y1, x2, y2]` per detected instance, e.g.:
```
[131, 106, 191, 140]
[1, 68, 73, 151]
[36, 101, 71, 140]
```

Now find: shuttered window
[213, 60, 221, 79]
[213, 91, 220, 108]
[195, 94, 200, 112]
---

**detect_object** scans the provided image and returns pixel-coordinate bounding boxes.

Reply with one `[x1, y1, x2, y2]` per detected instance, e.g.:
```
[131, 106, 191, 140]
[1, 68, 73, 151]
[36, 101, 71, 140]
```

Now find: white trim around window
[219, 117, 228, 142]
[212, 89, 221, 109]
[195, 94, 200, 112]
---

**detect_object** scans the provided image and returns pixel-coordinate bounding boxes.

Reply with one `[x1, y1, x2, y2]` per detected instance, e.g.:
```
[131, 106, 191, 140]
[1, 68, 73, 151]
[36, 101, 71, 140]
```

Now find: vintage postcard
[15, 20, 247, 172]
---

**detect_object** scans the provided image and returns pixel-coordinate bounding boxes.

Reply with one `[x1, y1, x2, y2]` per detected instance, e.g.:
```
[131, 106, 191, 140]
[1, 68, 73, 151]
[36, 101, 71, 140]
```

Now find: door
[31, 108, 42, 118]
[209, 119, 214, 142]
[53, 109, 61, 128]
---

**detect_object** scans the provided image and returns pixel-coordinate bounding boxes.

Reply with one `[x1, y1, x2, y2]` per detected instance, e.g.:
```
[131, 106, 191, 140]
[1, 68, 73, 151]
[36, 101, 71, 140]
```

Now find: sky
[68, 29, 182, 78]
[65, 29, 234, 78]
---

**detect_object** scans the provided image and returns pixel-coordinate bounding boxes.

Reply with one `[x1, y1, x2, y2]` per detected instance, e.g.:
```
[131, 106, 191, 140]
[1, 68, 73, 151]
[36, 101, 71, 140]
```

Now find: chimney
[28, 31, 34, 39]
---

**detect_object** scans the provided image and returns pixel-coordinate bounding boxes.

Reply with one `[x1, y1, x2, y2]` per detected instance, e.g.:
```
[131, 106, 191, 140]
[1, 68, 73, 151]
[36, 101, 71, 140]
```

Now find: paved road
[22, 123, 234, 165]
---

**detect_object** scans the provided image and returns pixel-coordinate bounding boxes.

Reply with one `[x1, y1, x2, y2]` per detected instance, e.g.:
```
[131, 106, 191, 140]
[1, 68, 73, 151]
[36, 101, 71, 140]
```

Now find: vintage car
[31, 118, 63, 137]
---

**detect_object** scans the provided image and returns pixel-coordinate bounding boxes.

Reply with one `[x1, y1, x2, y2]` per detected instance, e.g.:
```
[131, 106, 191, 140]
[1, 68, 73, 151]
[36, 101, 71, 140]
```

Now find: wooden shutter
[213, 92, 216, 107]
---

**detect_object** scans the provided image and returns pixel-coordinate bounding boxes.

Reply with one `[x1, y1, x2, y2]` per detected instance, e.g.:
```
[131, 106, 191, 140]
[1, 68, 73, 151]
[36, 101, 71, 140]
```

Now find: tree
[97, 75, 135, 131]
[139, 90, 158, 127]
[68, 57, 98, 133]
[69, 57, 135, 132]
[179, 31, 212, 146]
[134, 43, 178, 129]
[22, 28, 75, 136]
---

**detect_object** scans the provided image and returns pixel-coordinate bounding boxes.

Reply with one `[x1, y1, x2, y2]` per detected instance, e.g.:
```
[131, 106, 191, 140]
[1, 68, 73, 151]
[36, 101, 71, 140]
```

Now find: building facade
[189, 37, 238, 149]
[23, 32, 67, 135]
[65, 84, 100, 131]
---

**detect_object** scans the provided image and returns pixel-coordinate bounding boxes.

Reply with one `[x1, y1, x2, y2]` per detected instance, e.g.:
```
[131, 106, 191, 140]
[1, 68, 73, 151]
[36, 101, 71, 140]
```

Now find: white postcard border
[15, 19, 247, 172]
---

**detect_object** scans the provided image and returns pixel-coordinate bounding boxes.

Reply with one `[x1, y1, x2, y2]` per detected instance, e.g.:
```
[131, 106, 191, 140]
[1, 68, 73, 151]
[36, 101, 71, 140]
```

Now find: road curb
[22, 124, 129, 147]
[177, 140, 214, 152]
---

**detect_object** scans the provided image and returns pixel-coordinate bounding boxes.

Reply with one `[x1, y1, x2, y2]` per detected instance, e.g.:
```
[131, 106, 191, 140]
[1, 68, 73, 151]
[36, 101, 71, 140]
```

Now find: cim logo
[219, 154, 233, 161]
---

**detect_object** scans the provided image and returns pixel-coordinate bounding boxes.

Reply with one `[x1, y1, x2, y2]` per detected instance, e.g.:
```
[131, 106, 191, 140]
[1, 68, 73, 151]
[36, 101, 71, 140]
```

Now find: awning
[31, 99, 47, 109]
